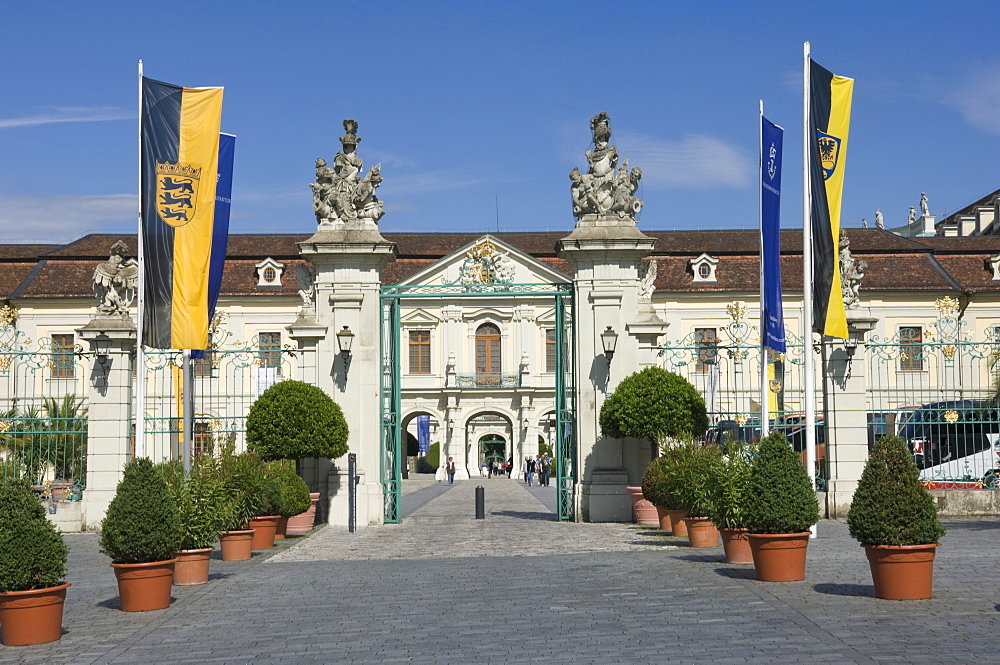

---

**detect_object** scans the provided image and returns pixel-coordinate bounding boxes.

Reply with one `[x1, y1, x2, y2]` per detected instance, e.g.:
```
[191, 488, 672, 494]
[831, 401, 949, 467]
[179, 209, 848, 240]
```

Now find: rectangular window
[193, 334, 214, 377]
[258, 332, 282, 375]
[694, 328, 718, 372]
[408, 330, 431, 374]
[545, 329, 556, 373]
[193, 421, 212, 457]
[51, 334, 75, 379]
[899, 326, 923, 371]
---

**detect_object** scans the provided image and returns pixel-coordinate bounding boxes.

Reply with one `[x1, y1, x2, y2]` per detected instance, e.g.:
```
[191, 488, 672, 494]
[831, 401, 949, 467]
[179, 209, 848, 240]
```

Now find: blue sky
[2, 1, 999, 244]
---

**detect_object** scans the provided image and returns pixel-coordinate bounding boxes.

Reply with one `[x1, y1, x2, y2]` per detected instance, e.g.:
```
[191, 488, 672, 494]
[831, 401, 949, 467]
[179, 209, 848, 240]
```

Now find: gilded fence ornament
[727, 301, 748, 323]
[934, 296, 960, 319]
[92, 240, 138, 316]
[0, 305, 18, 328]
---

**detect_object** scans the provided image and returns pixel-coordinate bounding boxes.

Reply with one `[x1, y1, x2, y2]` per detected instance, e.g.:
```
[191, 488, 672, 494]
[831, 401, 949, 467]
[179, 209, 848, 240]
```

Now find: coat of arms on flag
[816, 131, 842, 181]
[156, 162, 202, 227]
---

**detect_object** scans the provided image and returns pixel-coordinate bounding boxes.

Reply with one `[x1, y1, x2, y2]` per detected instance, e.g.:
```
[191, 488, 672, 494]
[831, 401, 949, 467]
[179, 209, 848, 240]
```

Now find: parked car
[896, 400, 1000, 483]
[703, 419, 762, 451]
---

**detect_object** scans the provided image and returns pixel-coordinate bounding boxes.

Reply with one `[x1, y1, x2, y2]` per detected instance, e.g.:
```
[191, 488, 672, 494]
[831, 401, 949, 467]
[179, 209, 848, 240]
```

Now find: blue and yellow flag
[140, 77, 224, 349]
[809, 60, 852, 340]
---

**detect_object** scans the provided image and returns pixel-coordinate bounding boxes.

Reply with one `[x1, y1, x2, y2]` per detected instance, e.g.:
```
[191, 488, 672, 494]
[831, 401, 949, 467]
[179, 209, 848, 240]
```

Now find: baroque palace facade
[3, 115, 1000, 530]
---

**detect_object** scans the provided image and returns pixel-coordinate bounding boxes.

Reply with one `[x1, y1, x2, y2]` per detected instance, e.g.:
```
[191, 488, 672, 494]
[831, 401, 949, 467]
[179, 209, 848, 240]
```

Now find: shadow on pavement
[491, 510, 557, 521]
[714, 567, 757, 580]
[813, 582, 874, 597]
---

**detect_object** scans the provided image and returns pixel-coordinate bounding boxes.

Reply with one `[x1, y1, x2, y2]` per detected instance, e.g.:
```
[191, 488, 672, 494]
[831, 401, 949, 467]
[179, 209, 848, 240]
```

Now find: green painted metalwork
[0, 318, 88, 498]
[658, 318, 827, 489]
[867, 305, 1000, 489]
[379, 281, 577, 522]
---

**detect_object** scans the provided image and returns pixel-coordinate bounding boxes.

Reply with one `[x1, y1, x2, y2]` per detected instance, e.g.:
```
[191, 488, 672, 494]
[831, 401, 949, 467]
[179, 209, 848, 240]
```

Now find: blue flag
[761, 116, 786, 353]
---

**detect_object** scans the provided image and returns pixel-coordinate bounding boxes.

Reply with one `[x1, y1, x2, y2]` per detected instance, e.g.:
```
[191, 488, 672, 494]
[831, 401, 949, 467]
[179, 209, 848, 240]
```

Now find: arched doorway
[479, 433, 506, 472]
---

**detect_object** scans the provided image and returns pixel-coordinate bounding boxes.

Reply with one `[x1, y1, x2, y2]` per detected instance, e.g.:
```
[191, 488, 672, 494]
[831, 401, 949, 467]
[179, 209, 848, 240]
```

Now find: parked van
[896, 400, 1000, 484]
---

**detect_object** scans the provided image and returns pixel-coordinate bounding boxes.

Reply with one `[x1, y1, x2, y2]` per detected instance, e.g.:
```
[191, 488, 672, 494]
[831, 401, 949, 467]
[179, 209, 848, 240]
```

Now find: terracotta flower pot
[111, 559, 176, 612]
[173, 548, 213, 586]
[747, 532, 811, 582]
[654, 505, 672, 532]
[719, 528, 754, 564]
[626, 487, 659, 526]
[666, 509, 689, 537]
[219, 529, 254, 561]
[684, 516, 720, 548]
[286, 493, 320, 534]
[863, 543, 938, 600]
[275, 516, 288, 540]
[249, 516, 280, 549]
[0, 582, 70, 646]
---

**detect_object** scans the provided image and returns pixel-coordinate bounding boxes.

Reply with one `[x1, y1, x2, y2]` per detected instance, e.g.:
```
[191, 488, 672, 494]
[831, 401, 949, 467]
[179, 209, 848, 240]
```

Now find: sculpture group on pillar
[310, 119, 385, 226]
[92, 240, 138, 318]
[569, 112, 643, 221]
[839, 231, 867, 310]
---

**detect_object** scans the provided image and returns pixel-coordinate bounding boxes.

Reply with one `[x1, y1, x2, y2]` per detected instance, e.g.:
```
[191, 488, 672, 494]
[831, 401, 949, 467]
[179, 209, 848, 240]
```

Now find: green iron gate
[867, 297, 1000, 488]
[380, 282, 577, 522]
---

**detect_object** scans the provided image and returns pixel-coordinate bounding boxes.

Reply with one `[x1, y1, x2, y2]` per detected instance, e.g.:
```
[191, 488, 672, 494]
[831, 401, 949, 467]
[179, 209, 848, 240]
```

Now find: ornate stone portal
[310, 119, 385, 227]
[569, 112, 643, 222]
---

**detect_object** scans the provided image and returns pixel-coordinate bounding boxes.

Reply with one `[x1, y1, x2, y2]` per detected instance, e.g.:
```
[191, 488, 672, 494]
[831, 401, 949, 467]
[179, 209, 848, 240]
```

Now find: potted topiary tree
[267, 460, 312, 539]
[217, 446, 275, 555]
[161, 457, 232, 585]
[706, 437, 757, 563]
[601, 367, 708, 526]
[847, 435, 945, 600]
[743, 431, 820, 582]
[675, 443, 724, 548]
[246, 380, 349, 533]
[100, 457, 182, 611]
[0, 479, 70, 646]
[640, 442, 699, 536]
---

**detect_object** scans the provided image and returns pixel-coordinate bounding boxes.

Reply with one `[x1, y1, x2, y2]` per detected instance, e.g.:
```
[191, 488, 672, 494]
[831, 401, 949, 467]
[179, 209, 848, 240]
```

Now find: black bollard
[475, 485, 485, 519]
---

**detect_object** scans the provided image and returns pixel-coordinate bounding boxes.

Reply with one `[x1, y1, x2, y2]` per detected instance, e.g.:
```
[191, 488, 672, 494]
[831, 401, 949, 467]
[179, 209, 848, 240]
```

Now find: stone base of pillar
[824, 480, 857, 519]
[326, 468, 384, 529]
[581, 468, 631, 522]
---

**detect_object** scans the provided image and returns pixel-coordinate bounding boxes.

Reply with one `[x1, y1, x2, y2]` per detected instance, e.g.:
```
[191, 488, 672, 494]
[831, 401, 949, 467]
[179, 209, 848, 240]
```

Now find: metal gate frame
[380, 282, 577, 522]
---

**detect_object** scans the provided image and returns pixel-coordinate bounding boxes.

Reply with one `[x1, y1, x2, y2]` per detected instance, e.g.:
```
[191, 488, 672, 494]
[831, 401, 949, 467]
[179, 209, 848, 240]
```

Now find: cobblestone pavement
[4, 478, 999, 664]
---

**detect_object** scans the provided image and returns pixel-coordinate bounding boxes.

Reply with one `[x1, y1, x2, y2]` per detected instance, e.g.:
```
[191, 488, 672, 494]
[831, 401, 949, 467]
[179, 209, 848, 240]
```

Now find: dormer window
[689, 253, 719, 284]
[255, 258, 285, 287]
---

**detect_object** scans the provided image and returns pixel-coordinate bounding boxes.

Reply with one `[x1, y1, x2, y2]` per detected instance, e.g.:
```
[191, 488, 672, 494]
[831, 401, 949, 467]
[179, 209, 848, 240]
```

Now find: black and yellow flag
[140, 77, 223, 349]
[809, 60, 853, 339]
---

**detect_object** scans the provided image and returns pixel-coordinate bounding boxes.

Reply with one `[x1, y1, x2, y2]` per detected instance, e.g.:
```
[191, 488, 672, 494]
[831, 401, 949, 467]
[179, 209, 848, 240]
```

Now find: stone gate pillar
[77, 315, 136, 531]
[556, 112, 667, 522]
[823, 313, 878, 518]
[299, 119, 397, 529]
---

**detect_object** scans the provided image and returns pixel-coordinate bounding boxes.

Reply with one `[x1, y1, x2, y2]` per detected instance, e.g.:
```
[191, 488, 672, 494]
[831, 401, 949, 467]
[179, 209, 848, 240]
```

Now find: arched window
[475, 323, 501, 385]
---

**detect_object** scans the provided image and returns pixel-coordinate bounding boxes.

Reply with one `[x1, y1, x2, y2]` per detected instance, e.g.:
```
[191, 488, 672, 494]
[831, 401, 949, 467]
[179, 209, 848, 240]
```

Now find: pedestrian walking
[521, 456, 529, 483]
[445, 457, 456, 484]
[525, 456, 536, 486]
[539, 453, 551, 487]
[506, 456, 513, 478]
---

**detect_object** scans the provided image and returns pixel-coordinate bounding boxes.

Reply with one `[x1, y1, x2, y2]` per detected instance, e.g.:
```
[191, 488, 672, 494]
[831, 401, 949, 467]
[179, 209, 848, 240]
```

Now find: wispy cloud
[0, 193, 134, 243]
[0, 106, 133, 129]
[942, 62, 1000, 135]
[615, 131, 753, 189]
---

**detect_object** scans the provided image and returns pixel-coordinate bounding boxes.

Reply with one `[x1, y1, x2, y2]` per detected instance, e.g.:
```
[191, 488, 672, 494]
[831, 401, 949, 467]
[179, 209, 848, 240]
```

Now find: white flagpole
[759, 99, 769, 437]
[135, 60, 147, 459]
[803, 42, 817, 536]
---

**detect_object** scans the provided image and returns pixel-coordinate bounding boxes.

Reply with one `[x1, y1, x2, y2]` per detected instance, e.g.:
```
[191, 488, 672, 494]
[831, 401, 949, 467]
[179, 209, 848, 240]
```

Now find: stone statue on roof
[310, 119, 385, 226]
[875, 208, 884, 229]
[920, 192, 929, 217]
[908, 206, 917, 225]
[569, 112, 643, 222]
[92, 240, 138, 317]
[839, 231, 867, 310]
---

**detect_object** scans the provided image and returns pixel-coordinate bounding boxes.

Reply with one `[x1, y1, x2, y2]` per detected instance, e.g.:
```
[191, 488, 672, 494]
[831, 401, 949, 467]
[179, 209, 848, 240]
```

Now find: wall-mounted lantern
[337, 325, 355, 358]
[600, 326, 618, 364]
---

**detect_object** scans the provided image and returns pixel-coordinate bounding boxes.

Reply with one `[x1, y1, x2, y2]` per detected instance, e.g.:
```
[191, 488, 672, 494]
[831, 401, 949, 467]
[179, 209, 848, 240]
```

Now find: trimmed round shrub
[600, 367, 708, 454]
[100, 458, 182, 564]
[0, 480, 68, 592]
[246, 380, 349, 461]
[268, 460, 311, 519]
[161, 457, 232, 550]
[847, 435, 945, 546]
[744, 431, 820, 534]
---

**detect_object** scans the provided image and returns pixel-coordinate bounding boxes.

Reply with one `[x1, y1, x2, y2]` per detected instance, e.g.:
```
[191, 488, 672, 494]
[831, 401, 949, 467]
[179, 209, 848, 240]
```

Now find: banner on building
[140, 76, 224, 349]
[417, 415, 430, 454]
[808, 59, 853, 339]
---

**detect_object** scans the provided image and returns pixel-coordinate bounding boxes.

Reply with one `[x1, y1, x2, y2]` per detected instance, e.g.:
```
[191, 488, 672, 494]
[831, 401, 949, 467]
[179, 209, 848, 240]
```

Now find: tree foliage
[641, 442, 699, 510]
[0, 479, 67, 592]
[100, 458, 182, 564]
[706, 438, 757, 529]
[600, 367, 708, 453]
[246, 380, 349, 461]
[161, 457, 232, 550]
[267, 460, 312, 519]
[744, 432, 820, 534]
[847, 435, 945, 546]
